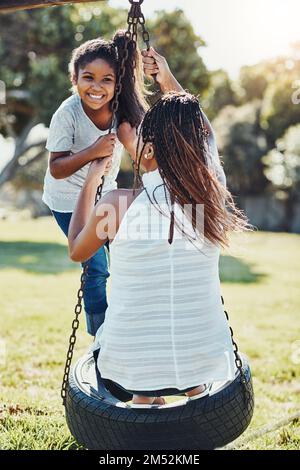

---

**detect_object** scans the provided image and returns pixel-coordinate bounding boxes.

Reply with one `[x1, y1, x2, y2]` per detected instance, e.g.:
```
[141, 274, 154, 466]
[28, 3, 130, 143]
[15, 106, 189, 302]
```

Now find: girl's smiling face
[74, 58, 116, 111]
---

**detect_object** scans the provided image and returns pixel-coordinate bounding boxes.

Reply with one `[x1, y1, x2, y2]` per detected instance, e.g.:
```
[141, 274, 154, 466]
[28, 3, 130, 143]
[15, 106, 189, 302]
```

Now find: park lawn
[0, 217, 299, 450]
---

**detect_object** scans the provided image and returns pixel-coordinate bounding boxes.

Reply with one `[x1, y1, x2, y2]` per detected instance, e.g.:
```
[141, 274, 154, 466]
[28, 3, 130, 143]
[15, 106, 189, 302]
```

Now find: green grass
[0, 218, 299, 450]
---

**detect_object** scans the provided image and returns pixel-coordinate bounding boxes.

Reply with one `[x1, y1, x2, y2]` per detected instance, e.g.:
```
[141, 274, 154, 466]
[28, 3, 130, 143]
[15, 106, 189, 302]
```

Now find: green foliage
[0, 5, 209, 133]
[203, 69, 238, 120]
[12, 153, 48, 191]
[147, 9, 209, 96]
[0, 4, 210, 191]
[213, 101, 269, 196]
[1, 3, 300, 204]
[238, 64, 269, 102]
[263, 124, 300, 199]
[29, 55, 71, 126]
[0, 3, 126, 130]
[261, 75, 300, 146]
[236, 48, 300, 147]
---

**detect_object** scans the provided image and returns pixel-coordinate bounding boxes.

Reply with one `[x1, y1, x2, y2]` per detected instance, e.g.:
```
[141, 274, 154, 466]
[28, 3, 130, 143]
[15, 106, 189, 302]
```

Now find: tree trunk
[283, 193, 296, 233]
[0, 1, 103, 14]
[0, 117, 42, 187]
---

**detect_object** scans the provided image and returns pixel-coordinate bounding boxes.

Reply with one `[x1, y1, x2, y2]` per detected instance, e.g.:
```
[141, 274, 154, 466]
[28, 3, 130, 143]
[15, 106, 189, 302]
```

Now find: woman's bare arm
[68, 158, 113, 261]
[68, 157, 141, 262]
[143, 48, 226, 185]
[141, 47, 218, 152]
[68, 192, 112, 262]
[68, 187, 140, 262]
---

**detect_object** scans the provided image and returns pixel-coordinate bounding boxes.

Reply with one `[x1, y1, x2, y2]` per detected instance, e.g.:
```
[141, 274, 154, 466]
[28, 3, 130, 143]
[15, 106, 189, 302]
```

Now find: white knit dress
[93, 169, 236, 391]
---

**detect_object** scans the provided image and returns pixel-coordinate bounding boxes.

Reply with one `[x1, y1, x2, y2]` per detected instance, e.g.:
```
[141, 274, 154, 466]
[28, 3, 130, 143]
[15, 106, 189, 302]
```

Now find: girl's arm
[50, 148, 95, 179]
[50, 133, 117, 179]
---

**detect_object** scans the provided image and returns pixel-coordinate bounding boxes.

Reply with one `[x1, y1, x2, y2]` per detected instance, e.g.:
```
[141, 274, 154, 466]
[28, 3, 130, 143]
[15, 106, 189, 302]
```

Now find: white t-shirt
[42, 93, 124, 213]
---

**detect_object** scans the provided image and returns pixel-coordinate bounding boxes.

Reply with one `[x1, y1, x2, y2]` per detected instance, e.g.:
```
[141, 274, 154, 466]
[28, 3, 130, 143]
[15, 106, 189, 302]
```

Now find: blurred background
[0, 0, 299, 451]
[0, 0, 300, 232]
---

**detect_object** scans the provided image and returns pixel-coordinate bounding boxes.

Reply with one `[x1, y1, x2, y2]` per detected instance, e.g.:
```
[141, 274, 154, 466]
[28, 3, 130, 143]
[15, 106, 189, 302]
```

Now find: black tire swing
[61, 0, 254, 451]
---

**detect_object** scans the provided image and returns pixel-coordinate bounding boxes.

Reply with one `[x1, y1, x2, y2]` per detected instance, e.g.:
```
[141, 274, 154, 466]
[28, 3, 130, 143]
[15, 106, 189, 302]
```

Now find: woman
[68, 54, 249, 407]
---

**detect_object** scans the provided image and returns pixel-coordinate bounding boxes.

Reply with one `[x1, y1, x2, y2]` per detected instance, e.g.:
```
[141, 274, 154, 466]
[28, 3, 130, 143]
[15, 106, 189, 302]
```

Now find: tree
[202, 69, 238, 121]
[238, 64, 269, 103]
[0, 5, 210, 189]
[235, 50, 300, 147]
[261, 75, 300, 147]
[147, 9, 209, 97]
[263, 124, 300, 230]
[0, 3, 126, 187]
[254, 50, 300, 146]
[0, 1, 94, 14]
[213, 101, 269, 196]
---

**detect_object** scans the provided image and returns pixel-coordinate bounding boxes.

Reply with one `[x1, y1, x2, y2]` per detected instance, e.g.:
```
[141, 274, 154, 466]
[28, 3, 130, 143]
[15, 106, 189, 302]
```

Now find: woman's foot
[131, 385, 209, 406]
[132, 395, 166, 405]
[185, 384, 208, 398]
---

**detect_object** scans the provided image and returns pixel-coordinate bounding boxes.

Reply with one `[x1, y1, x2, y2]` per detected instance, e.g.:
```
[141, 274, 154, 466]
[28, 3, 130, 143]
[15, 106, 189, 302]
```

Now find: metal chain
[221, 296, 252, 404]
[61, 265, 88, 403]
[137, 8, 150, 50]
[93, 1, 146, 205]
[61, 0, 149, 406]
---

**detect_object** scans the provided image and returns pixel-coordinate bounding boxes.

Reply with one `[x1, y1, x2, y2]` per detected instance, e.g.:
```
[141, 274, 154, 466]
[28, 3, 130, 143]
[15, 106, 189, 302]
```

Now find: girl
[67, 90, 249, 407]
[42, 30, 149, 336]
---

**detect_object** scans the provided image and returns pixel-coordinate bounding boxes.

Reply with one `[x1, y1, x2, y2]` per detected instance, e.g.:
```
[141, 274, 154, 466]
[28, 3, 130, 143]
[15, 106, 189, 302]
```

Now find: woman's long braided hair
[134, 91, 250, 247]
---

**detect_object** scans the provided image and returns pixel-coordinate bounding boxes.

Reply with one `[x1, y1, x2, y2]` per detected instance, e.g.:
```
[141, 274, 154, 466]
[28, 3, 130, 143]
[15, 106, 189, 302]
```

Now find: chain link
[221, 296, 251, 404]
[94, 2, 148, 205]
[61, 0, 151, 406]
[61, 265, 88, 403]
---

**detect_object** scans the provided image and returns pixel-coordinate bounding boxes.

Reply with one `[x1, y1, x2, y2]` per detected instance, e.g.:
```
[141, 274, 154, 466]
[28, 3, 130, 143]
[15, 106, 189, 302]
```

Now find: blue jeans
[52, 211, 109, 336]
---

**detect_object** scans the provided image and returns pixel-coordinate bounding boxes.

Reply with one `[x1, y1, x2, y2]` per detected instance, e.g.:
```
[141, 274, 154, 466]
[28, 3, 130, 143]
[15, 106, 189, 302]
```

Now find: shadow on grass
[0, 241, 78, 274]
[220, 255, 266, 284]
[0, 241, 266, 282]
